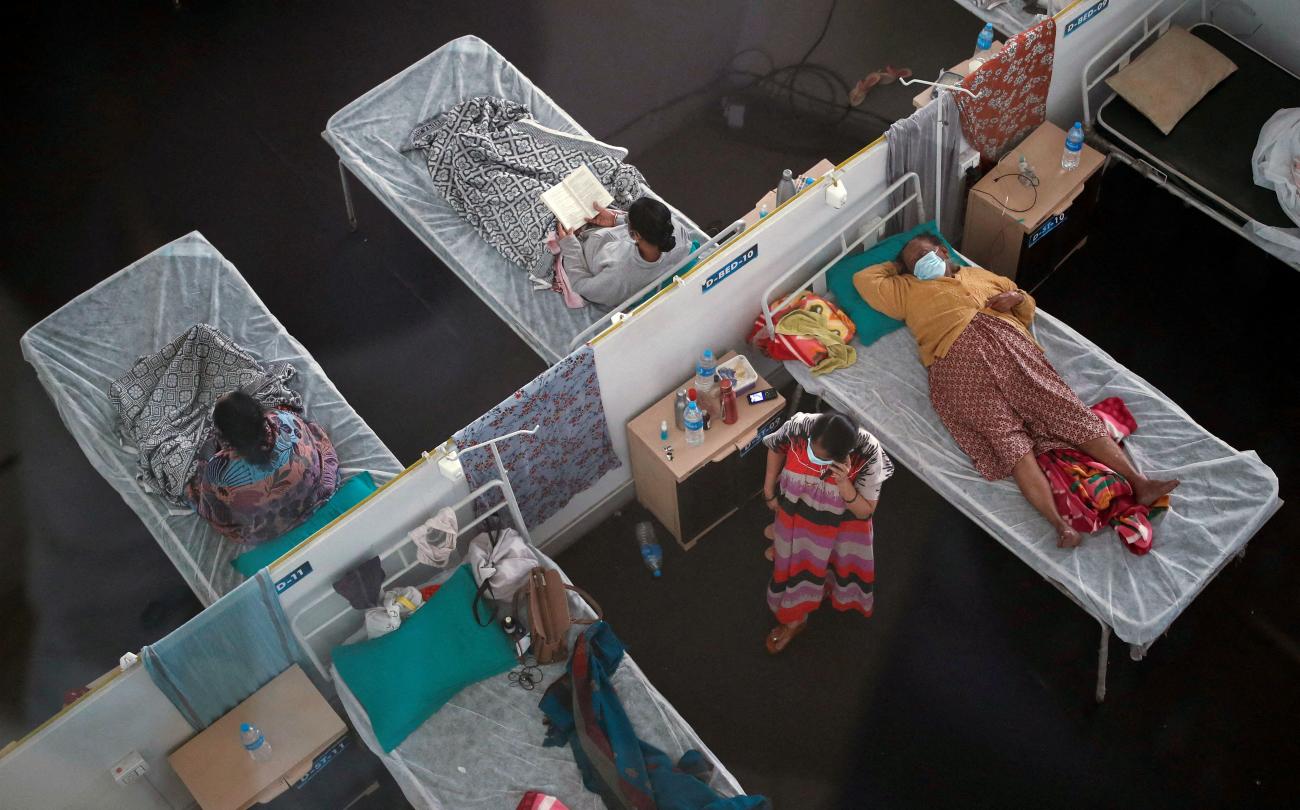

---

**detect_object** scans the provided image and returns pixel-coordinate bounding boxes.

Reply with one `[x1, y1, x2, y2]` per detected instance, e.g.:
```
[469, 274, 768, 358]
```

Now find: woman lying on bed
[855, 235, 1178, 548]
[185, 391, 340, 545]
[555, 196, 692, 309]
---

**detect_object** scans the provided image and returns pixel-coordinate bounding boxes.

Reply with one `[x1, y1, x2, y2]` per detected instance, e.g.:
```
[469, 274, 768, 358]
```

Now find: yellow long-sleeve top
[852, 262, 1036, 367]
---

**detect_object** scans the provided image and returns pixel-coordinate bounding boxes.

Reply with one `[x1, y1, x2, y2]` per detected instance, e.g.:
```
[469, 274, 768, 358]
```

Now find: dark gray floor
[2, 2, 1296, 809]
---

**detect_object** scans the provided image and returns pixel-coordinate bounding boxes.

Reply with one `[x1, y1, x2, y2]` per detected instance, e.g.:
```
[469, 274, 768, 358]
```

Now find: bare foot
[764, 620, 808, 655]
[763, 524, 775, 541]
[1056, 524, 1082, 549]
[1133, 477, 1179, 507]
[764, 545, 775, 562]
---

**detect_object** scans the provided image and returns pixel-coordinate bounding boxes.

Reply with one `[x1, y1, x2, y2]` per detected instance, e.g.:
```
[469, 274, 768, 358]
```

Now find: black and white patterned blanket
[109, 324, 301, 506]
[405, 96, 645, 274]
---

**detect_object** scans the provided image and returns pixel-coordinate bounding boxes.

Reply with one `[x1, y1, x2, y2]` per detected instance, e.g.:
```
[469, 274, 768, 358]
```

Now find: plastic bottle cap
[687, 388, 697, 400]
[240, 723, 253, 733]
[653, 570, 662, 578]
[703, 349, 713, 360]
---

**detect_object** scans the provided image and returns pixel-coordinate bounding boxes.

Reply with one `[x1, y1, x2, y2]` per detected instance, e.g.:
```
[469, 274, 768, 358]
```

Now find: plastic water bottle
[976, 22, 994, 53]
[775, 169, 798, 205]
[240, 722, 273, 763]
[635, 521, 663, 578]
[695, 349, 717, 394]
[683, 399, 704, 447]
[1062, 121, 1084, 171]
[758, 204, 769, 219]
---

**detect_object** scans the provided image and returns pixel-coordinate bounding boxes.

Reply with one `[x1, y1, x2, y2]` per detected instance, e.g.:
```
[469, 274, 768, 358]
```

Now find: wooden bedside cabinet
[961, 121, 1105, 289]
[167, 664, 346, 810]
[627, 355, 785, 550]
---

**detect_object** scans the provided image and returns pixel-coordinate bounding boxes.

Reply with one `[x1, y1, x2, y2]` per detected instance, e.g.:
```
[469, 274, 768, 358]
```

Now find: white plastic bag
[364, 605, 401, 639]
[464, 527, 535, 601]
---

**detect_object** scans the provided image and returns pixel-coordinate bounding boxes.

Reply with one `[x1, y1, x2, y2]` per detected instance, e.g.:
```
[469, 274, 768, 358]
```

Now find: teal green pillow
[230, 471, 379, 577]
[825, 221, 966, 347]
[332, 565, 517, 752]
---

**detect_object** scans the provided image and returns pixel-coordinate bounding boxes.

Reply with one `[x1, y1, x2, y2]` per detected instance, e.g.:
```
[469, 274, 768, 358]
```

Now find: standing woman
[761, 411, 893, 654]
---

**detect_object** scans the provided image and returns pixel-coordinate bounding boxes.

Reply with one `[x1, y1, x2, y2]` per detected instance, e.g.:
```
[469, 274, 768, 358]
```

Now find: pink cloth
[957, 17, 1056, 162]
[546, 231, 587, 309]
[516, 792, 569, 810]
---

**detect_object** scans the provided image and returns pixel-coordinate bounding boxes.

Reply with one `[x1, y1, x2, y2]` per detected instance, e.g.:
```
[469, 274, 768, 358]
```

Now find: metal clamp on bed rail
[1134, 159, 1168, 187]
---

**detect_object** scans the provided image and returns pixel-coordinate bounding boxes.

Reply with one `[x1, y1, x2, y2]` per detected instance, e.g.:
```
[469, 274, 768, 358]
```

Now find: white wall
[0, 665, 195, 810]
[1211, 0, 1300, 75]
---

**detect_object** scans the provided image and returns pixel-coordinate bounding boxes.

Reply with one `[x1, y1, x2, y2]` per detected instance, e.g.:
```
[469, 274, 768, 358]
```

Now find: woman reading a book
[555, 196, 692, 309]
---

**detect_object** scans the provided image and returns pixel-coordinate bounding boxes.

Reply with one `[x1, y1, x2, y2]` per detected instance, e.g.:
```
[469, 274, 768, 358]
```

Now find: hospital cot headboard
[1080, 0, 1208, 129]
[289, 476, 530, 679]
[756, 171, 923, 353]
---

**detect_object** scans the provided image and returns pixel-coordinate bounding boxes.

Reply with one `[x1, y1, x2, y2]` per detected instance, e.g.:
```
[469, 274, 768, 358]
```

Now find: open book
[541, 165, 614, 231]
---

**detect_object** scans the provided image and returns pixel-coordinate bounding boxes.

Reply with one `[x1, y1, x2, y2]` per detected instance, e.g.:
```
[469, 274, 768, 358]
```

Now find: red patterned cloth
[1036, 398, 1170, 555]
[957, 17, 1056, 162]
[928, 314, 1106, 480]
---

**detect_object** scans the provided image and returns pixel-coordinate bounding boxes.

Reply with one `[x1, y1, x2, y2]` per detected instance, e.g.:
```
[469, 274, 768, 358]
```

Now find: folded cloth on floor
[1036, 397, 1169, 555]
[405, 96, 646, 275]
[453, 346, 620, 528]
[108, 324, 300, 506]
[776, 308, 857, 375]
[540, 621, 770, 810]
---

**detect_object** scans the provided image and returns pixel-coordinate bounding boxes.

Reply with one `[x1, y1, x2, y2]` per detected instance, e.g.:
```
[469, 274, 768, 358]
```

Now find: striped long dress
[764, 413, 893, 625]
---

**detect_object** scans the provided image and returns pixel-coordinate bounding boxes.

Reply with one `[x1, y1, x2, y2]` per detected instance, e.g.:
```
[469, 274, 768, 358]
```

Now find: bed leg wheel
[1129, 644, 1145, 662]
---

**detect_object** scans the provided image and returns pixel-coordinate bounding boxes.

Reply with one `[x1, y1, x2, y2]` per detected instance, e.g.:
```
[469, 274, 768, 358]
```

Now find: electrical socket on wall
[111, 750, 147, 786]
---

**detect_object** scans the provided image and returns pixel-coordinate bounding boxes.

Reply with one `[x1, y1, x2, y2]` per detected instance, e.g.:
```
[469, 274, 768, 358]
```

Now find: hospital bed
[324, 35, 741, 365]
[1082, 2, 1300, 266]
[758, 174, 1282, 701]
[291, 477, 749, 810]
[20, 232, 404, 606]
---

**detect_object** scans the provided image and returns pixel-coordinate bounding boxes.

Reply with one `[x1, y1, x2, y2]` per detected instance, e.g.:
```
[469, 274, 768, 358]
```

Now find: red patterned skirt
[928, 314, 1106, 480]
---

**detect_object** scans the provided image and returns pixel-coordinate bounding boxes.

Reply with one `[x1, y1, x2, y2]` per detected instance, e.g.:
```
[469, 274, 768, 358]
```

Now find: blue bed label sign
[1028, 211, 1067, 248]
[274, 562, 313, 594]
[294, 736, 348, 789]
[701, 244, 757, 293]
[1064, 0, 1109, 36]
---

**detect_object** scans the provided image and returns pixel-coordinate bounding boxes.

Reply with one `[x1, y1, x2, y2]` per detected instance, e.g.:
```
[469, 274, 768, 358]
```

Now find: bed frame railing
[756, 172, 923, 356]
[1081, 0, 1208, 130]
[289, 476, 531, 680]
[566, 217, 747, 353]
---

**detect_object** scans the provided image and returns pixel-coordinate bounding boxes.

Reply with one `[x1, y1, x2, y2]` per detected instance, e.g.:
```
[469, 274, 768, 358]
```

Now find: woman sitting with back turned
[556, 196, 692, 309]
[186, 391, 340, 545]
[855, 234, 1178, 548]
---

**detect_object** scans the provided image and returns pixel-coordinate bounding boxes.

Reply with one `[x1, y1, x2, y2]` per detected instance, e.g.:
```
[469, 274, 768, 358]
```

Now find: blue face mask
[914, 250, 947, 281]
[806, 444, 834, 466]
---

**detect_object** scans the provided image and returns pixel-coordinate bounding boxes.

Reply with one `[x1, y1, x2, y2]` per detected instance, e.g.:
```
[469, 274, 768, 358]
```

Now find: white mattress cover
[322, 35, 705, 364]
[20, 232, 404, 605]
[787, 311, 1282, 647]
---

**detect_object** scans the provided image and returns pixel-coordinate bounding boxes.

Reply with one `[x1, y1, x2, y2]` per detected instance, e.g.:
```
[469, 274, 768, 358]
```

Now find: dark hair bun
[627, 197, 677, 253]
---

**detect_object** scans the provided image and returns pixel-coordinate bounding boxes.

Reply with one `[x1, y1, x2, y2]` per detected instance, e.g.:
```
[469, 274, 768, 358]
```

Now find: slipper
[849, 74, 881, 107]
[883, 65, 912, 82]
[765, 620, 808, 655]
